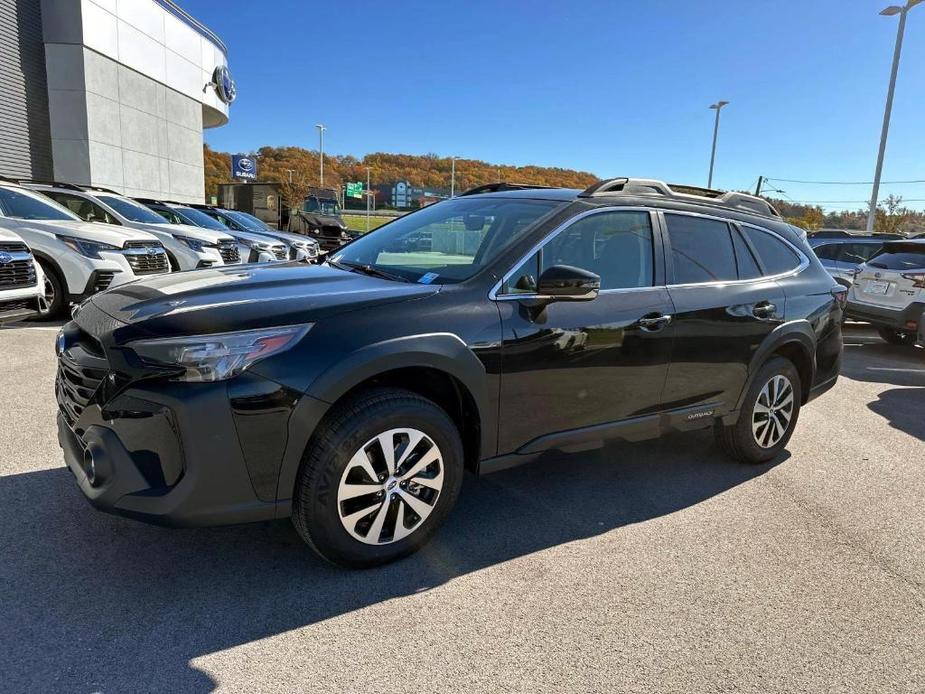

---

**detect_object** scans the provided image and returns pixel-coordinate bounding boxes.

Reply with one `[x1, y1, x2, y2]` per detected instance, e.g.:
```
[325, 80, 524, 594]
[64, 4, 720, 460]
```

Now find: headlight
[173, 235, 213, 253]
[130, 324, 313, 382]
[57, 236, 120, 259]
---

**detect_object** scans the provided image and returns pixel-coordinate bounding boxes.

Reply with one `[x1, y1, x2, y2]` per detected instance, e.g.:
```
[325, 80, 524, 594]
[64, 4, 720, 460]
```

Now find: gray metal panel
[0, 0, 54, 178]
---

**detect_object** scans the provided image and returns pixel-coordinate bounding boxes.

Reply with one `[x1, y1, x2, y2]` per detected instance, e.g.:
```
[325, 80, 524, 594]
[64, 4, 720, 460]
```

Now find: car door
[495, 208, 675, 454]
[659, 212, 788, 414]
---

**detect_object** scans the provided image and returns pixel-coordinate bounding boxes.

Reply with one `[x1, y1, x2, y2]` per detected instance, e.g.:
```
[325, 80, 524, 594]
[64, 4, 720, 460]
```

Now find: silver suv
[847, 239, 925, 345]
[0, 226, 46, 323]
[0, 181, 170, 319]
[24, 183, 241, 270]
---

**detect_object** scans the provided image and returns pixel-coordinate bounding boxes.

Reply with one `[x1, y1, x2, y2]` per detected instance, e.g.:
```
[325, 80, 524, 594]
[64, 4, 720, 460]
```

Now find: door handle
[752, 302, 777, 318]
[637, 313, 672, 331]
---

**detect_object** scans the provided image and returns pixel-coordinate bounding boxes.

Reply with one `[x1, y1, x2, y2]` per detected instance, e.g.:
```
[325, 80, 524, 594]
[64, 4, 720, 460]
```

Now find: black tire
[715, 356, 802, 464]
[876, 326, 916, 346]
[30, 260, 67, 321]
[292, 387, 464, 568]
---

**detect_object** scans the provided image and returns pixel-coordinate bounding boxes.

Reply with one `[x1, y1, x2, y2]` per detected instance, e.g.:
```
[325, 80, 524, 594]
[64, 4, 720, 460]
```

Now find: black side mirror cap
[536, 264, 600, 301]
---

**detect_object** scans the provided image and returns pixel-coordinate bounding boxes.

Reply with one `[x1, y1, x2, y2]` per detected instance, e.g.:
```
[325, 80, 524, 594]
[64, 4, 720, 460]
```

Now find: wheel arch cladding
[741, 322, 815, 409]
[275, 334, 492, 507]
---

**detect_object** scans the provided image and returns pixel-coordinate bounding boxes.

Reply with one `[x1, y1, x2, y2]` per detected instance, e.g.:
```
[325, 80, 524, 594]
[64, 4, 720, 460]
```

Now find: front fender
[274, 333, 494, 510]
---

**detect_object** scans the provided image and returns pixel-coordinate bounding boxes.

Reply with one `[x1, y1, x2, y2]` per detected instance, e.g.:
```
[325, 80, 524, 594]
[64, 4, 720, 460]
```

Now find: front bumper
[845, 299, 925, 330]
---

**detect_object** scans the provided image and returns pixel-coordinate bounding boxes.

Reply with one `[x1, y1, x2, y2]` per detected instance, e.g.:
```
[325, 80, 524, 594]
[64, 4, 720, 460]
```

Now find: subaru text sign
[232, 155, 256, 180]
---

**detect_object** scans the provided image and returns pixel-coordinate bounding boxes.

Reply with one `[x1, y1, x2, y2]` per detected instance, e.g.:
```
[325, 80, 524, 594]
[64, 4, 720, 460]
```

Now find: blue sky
[184, 0, 925, 211]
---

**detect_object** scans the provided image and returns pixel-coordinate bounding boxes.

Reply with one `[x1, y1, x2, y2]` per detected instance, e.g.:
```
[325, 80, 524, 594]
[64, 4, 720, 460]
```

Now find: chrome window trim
[658, 210, 810, 289]
[488, 206, 657, 301]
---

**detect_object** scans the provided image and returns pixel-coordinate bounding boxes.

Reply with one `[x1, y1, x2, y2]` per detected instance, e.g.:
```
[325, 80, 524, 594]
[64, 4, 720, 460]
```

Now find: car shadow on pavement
[0, 430, 783, 692]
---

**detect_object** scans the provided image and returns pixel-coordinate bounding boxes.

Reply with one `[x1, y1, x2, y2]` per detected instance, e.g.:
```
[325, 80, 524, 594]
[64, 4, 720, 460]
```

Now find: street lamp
[315, 123, 326, 186]
[866, 0, 922, 231]
[707, 101, 729, 189]
[365, 166, 372, 232]
[450, 156, 457, 197]
[285, 169, 294, 184]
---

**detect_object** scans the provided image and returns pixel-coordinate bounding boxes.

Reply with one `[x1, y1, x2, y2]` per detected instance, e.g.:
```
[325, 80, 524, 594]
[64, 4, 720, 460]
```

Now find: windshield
[330, 197, 560, 284]
[225, 210, 269, 231]
[303, 197, 340, 216]
[97, 195, 166, 224]
[175, 206, 228, 231]
[0, 187, 79, 221]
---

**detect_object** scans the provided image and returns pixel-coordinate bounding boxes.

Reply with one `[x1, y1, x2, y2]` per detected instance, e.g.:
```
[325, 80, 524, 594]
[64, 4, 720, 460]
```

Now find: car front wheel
[715, 356, 802, 464]
[292, 388, 464, 568]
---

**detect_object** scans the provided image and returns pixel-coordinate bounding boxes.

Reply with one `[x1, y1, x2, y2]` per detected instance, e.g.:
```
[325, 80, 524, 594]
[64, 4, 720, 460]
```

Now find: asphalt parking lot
[1, 322, 923, 693]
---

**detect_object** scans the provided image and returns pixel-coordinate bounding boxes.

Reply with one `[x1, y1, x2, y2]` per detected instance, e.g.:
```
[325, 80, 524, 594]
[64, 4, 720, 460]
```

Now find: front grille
[93, 272, 116, 292]
[289, 247, 299, 260]
[218, 241, 240, 264]
[56, 334, 108, 427]
[0, 242, 29, 253]
[0, 258, 37, 289]
[0, 298, 33, 312]
[123, 242, 169, 275]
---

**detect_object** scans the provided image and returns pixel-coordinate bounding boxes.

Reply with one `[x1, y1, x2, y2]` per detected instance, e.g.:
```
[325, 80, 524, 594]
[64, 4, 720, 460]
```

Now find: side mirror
[537, 264, 600, 301]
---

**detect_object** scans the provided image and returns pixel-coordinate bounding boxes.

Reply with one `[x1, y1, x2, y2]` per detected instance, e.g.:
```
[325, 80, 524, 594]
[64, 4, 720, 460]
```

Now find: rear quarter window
[742, 227, 802, 275]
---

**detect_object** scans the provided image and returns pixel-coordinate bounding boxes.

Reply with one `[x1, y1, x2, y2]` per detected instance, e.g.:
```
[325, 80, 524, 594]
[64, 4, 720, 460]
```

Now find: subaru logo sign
[213, 65, 236, 105]
[0, 252, 12, 265]
[232, 154, 257, 180]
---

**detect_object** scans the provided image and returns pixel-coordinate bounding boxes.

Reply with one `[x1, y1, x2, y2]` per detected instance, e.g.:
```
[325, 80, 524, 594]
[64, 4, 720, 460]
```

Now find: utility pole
[867, 1, 921, 231]
[755, 176, 764, 196]
[707, 101, 729, 189]
[315, 123, 326, 186]
[451, 156, 457, 197]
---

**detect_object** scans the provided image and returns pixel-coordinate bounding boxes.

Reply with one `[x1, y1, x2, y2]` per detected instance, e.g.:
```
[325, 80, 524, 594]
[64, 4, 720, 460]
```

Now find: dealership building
[0, 0, 232, 202]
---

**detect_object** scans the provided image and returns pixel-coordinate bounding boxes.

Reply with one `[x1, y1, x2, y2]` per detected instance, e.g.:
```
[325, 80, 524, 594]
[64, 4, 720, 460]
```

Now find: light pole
[365, 166, 372, 232]
[866, 1, 922, 231]
[707, 101, 729, 189]
[286, 169, 294, 184]
[315, 123, 326, 186]
[450, 156, 457, 197]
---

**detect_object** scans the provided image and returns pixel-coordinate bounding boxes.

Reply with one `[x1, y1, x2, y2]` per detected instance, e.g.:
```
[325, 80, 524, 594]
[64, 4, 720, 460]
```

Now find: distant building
[389, 180, 449, 208]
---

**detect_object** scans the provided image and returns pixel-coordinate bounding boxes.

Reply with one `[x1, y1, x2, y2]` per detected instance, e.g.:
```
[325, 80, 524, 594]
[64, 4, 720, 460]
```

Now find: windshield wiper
[328, 259, 410, 283]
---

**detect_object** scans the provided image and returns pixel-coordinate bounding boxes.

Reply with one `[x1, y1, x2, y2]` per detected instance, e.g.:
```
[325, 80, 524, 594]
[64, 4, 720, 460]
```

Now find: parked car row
[0, 177, 323, 321]
[808, 233, 925, 348]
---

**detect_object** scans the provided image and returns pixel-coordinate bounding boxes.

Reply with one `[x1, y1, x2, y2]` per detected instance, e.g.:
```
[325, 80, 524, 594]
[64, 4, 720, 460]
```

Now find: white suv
[0, 181, 170, 319]
[847, 239, 925, 345]
[0, 227, 46, 323]
[24, 184, 241, 271]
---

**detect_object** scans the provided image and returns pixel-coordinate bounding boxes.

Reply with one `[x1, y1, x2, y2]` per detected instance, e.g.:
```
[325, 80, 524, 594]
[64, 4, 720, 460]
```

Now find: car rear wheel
[876, 326, 917, 346]
[292, 387, 464, 568]
[30, 260, 66, 321]
[715, 356, 802, 464]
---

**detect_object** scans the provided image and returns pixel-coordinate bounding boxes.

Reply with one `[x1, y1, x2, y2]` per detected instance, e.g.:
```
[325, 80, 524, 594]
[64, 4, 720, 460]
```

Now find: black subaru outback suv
[56, 178, 844, 567]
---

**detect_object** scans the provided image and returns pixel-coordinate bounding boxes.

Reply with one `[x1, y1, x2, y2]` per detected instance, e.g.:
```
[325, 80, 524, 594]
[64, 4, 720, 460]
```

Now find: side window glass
[503, 252, 540, 294]
[47, 193, 116, 224]
[743, 227, 801, 275]
[813, 244, 840, 261]
[665, 214, 737, 284]
[840, 243, 880, 264]
[731, 228, 762, 280]
[540, 211, 654, 290]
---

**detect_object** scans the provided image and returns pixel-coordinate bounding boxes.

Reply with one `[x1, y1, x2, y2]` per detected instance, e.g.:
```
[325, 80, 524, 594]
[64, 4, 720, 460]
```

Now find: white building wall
[40, 0, 230, 203]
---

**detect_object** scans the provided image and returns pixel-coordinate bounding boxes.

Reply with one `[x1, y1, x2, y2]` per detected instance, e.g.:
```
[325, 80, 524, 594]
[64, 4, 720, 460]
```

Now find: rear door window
[839, 243, 881, 265]
[742, 226, 801, 275]
[665, 214, 738, 284]
[731, 228, 762, 280]
[813, 243, 840, 261]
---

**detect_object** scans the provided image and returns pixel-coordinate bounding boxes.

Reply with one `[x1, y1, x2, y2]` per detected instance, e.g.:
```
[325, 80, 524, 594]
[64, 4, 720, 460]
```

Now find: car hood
[88, 261, 438, 339]
[224, 228, 288, 247]
[255, 229, 318, 246]
[3, 218, 161, 245]
[140, 223, 234, 244]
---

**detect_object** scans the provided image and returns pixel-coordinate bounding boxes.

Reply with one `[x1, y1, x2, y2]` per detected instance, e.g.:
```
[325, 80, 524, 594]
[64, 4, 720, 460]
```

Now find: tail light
[830, 285, 848, 309]
[900, 272, 925, 289]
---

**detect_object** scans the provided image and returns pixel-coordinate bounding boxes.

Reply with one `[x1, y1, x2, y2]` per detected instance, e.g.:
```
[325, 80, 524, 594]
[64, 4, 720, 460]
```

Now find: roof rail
[578, 177, 781, 219]
[459, 182, 561, 197]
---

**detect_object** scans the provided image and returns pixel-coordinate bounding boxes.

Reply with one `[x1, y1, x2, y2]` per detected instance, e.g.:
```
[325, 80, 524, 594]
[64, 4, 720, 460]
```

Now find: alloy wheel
[751, 374, 795, 448]
[336, 428, 444, 545]
[39, 275, 55, 315]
